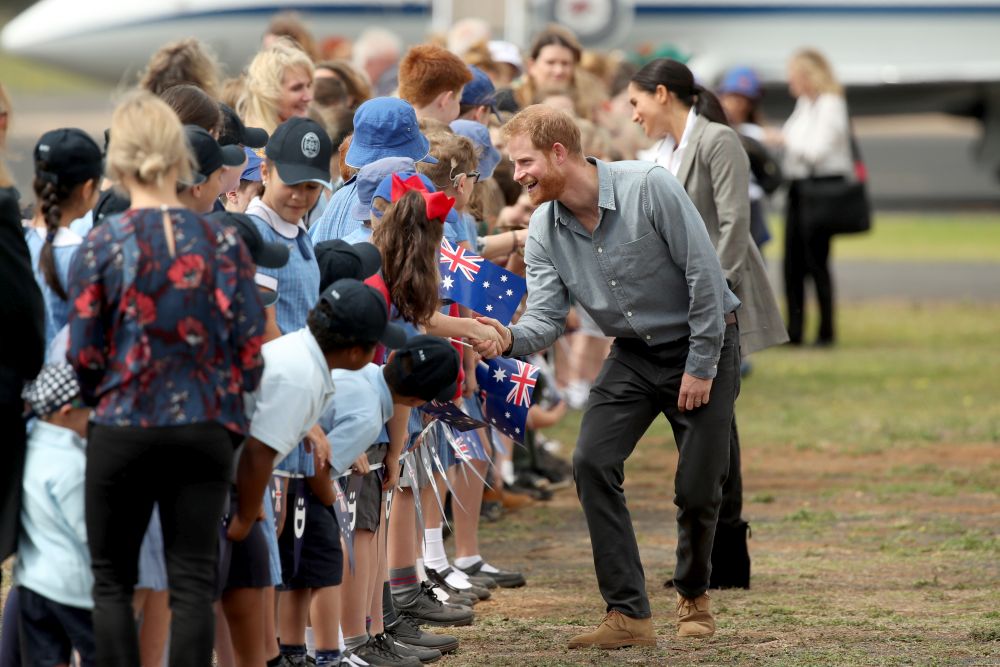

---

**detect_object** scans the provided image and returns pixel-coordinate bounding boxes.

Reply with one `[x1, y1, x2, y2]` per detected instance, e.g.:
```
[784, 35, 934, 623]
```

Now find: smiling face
[262, 162, 323, 222]
[529, 44, 576, 90]
[506, 133, 567, 206]
[627, 82, 670, 140]
[278, 65, 314, 121]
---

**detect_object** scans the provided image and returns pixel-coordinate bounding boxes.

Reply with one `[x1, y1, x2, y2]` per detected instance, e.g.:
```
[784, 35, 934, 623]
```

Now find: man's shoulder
[606, 159, 663, 176]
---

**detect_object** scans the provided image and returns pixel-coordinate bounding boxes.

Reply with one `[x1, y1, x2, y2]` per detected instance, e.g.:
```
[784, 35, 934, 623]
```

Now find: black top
[0, 186, 45, 401]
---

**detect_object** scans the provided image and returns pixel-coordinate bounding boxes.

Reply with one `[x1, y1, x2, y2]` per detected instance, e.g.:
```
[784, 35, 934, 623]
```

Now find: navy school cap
[316, 279, 406, 349]
[315, 239, 382, 291]
[34, 128, 103, 187]
[265, 116, 333, 186]
[461, 65, 499, 119]
[389, 335, 460, 402]
[208, 211, 289, 269]
[185, 125, 246, 185]
[218, 103, 269, 148]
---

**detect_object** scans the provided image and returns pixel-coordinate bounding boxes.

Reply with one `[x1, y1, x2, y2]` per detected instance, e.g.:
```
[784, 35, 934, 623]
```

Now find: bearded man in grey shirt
[473, 105, 742, 649]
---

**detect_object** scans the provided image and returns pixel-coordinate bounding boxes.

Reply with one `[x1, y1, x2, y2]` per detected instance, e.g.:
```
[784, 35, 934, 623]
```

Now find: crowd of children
[0, 12, 796, 664]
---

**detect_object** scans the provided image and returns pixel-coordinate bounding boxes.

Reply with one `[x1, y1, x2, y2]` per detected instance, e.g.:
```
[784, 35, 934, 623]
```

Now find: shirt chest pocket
[609, 231, 664, 283]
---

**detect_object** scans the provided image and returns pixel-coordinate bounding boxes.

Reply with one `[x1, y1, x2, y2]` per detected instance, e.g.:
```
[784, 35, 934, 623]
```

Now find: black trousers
[573, 323, 740, 617]
[86, 422, 235, 667]
[18, 587, 96, 667]
[784, 179, 835, 344]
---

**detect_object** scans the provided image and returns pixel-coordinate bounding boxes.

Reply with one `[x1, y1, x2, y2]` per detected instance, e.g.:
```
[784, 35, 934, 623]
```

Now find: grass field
[762, 213, 1000, 263]
[0, 52, 106, 93]
[453, 301, 1000, 665]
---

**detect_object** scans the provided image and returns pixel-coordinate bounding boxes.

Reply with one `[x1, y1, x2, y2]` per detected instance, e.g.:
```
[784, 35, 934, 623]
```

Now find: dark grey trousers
[572, 323, 740, 618]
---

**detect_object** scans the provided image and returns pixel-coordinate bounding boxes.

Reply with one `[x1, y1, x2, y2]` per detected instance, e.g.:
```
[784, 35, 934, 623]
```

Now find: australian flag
[419, 400, 488, 432]
[475, 357, 540, 443]
[438, 239, 527, 326]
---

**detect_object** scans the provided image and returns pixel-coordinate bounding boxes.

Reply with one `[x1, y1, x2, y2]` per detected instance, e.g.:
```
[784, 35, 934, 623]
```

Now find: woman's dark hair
[32, 170, 80, 300]
[371, 189, 444, 326]
[631, 58, 729, 126]
[159, 84, 222, 135]
[529, 26, 582, 62]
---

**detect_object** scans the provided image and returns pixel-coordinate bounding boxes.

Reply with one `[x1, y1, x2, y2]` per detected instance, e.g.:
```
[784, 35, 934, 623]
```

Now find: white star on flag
[500, 275, 507, 282]
[506, 289, 513, 296]
[442, 275, 454, 290]
[493, 368, 507, 382]
[483, 281, 490, 288]
[485, 304, 493, 312]
[515, 427, 521, 434]
[505, 411, 511, 418]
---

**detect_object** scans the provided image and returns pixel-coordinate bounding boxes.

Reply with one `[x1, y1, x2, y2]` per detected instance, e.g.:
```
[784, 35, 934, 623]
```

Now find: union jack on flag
[439, 238, 482, 282]
[475, 356, 540, 444]
[505, 360, 538, 408]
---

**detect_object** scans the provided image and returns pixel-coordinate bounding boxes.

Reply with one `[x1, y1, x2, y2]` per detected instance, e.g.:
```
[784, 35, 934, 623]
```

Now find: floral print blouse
[67, 207, 265, 433]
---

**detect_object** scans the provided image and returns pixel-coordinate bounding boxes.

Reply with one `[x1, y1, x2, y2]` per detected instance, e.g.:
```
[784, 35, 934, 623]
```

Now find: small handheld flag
[438, 239, 527, 325]
[475, 357, 540, 443]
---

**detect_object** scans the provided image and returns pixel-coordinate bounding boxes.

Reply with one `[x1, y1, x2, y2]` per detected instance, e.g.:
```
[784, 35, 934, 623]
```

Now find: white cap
[488, 40, 524, 72]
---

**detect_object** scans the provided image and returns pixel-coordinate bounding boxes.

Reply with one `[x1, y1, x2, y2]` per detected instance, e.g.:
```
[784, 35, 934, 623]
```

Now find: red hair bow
[390, 173, 455, 223]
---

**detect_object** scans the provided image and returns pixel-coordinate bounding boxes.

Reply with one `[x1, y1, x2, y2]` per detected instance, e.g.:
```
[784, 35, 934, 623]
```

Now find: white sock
[444, 569, 473, 589]
[455, 555, 500, 574]
[305, 626, 316, 654]
[500, 460, 515, 485]
[423, 527, 449, 571]
[338, 627, 346, 653]
[415, 558, 427, 582]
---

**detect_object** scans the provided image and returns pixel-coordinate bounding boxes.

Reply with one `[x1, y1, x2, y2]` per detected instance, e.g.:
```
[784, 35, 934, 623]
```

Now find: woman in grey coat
[629, 58, 788, 589]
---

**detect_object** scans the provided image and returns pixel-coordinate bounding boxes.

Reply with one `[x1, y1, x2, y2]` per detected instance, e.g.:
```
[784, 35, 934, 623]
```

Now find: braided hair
[32, 167, 74, 300]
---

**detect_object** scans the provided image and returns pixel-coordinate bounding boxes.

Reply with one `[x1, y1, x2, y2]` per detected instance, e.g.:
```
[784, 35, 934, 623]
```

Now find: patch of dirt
[443, 438, 1000, 665]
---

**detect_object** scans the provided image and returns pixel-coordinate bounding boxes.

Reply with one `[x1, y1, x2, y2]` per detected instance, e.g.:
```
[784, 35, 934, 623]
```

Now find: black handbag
[798, 123, 872, 236]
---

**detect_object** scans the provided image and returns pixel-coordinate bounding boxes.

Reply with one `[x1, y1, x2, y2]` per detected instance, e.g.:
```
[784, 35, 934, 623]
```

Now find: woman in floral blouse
[66, 91, 266, 667]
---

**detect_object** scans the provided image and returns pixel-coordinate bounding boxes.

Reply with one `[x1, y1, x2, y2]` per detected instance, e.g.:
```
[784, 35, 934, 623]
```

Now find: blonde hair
[139, 38, 222, 98]
[106, 91, 193, 189]
[791, 49, 843, 96]
[416, 130, 477, 192]
[238, 38, 315, 134]
[219, 75, 247, 109]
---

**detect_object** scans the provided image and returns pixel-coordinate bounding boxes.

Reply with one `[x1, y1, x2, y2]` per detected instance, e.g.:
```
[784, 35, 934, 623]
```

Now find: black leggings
[784, 180, 835, 344]
[86, 422, 235, 667]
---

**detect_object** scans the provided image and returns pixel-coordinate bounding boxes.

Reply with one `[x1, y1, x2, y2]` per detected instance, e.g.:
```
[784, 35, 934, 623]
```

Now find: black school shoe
[352, 634, 421, 667]
[456, 560, 526, 588]
[386, 615, 459, 654]
[381, 633, 442, 664]
[393, 582, 474, 627]
[425, 566, 491, 601]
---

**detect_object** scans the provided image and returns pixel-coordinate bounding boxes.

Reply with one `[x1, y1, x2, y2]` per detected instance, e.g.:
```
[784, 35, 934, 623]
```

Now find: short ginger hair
[501, 104, 582, 156]
[398, 44, 473, 108]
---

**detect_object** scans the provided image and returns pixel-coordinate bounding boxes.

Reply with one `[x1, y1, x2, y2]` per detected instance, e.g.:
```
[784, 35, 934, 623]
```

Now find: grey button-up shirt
[509, 158, 740, 379]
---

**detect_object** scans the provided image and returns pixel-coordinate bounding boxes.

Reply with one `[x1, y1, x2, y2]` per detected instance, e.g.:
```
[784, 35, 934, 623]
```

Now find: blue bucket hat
[718, 66, 762, 99]
[371, 171, 461, 225]
[349, 156, 417, 220]
[345, 98, 437, 169]
[450, 120, 501, 180]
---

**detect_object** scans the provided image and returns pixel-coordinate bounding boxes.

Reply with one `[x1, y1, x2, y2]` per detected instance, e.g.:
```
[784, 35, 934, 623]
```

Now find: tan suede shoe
[676, 593, 716, 638]
[567, 610, 657, 649]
